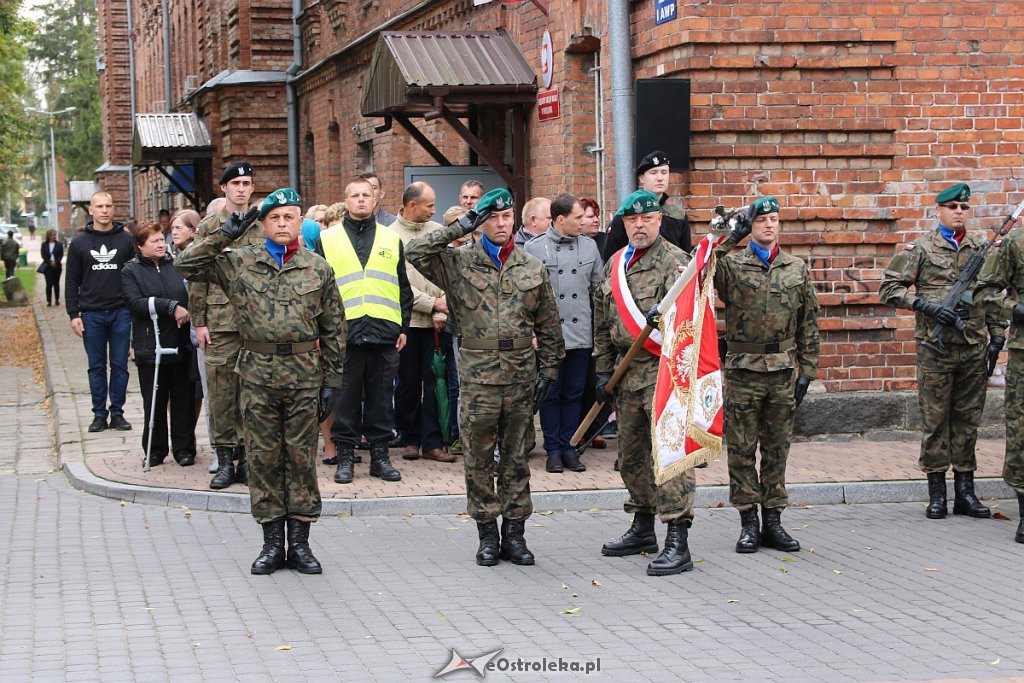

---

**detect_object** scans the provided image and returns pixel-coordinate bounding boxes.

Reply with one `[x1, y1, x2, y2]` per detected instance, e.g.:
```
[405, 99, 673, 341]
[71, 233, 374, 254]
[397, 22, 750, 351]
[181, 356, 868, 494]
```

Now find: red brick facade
[96, 0, 1024, 392]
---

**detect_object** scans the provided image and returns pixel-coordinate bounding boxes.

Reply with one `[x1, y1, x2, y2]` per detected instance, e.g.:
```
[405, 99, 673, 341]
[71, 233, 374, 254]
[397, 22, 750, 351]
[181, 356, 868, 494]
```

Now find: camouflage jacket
[880, 228, 1004, 347]
[593, 237, 691, 392]
[174, 227, 346, 390]
[713, 241, 820, 379]
[406, 222, 565, 385]
[974, 228, 1022, 348]
[187, 207, 266, 331]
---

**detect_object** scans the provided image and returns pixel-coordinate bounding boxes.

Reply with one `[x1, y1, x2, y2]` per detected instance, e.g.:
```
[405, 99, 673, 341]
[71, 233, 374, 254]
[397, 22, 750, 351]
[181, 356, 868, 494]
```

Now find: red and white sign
[537, 88, 560, 121]
[540, 31, 553, 88]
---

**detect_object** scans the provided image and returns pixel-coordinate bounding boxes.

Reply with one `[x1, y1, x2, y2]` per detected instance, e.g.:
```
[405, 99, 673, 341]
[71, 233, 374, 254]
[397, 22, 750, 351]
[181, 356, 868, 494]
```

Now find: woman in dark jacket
[121, 220, 197, 467]
[40, 229, 64, 306]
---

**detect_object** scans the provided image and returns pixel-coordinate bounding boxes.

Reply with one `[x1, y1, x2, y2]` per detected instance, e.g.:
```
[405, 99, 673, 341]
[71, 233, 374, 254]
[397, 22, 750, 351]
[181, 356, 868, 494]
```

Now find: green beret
[936, 183, 970, 204]
[753, 196, 781, 216]
[476, 188, 514, 213]
[258, 188, 302, 219]
[617, 190, 661, 216]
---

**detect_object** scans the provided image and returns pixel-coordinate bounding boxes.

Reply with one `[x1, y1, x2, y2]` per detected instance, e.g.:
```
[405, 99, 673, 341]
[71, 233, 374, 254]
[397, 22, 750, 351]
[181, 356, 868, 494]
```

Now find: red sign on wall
[537, 89, 560, 122]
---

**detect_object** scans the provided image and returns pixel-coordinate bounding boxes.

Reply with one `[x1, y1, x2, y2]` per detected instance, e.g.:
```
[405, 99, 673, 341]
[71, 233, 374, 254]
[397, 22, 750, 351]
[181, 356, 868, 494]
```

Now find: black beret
[219, 161, 254, 185]
[635, 150, 670, 176]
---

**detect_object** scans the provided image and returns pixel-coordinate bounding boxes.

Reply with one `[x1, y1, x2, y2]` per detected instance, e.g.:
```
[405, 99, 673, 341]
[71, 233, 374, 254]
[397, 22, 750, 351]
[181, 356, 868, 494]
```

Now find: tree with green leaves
[0, 7, 32, 207]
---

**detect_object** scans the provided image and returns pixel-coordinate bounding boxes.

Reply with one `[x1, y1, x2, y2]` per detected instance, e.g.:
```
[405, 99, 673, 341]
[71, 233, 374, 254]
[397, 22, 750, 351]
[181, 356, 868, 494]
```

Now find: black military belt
[727, 338, 796, 354]
[458, 336, 533, 351]
[242, 340, 318, 355]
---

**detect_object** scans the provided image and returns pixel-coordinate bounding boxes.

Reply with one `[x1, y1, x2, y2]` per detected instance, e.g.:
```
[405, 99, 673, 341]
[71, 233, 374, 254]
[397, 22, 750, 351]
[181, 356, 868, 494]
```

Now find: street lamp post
[26, 107, 76, 231]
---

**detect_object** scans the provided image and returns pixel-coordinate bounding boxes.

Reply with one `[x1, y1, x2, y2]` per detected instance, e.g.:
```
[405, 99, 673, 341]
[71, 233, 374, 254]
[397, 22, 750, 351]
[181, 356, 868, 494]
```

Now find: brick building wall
[96, 0, 1024, 393]
[94, 0, 131, 216]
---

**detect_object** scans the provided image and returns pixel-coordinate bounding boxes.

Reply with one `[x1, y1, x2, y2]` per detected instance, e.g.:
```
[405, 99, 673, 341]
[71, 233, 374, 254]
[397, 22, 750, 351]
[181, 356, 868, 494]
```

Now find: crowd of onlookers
[59, 154, 689, 479]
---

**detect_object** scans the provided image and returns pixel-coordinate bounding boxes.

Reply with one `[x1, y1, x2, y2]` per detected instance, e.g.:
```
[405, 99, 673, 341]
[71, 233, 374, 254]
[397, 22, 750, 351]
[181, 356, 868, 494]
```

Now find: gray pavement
[1, 472, 1023, 682]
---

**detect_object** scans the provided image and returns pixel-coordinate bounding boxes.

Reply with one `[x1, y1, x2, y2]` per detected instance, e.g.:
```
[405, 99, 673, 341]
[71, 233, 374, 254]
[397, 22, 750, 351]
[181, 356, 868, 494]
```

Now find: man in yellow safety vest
[316, 177, 413, 483]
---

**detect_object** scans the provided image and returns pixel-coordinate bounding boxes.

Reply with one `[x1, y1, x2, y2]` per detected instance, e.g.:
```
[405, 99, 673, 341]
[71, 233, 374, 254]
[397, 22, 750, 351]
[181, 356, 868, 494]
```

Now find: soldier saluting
[881, 183, 1003, 521]
[175, 188, 345, 575]
[713, 196, 819, 554]
[407, 188, 565, 567]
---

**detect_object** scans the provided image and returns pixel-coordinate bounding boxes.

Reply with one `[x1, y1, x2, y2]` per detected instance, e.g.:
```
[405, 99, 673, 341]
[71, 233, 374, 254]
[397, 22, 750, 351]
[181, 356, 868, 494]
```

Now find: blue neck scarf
[480, 234, 503, 269]
[749, 241, 773, 268]
[939, 224, 963, 250]
[266, 238, 286, 267]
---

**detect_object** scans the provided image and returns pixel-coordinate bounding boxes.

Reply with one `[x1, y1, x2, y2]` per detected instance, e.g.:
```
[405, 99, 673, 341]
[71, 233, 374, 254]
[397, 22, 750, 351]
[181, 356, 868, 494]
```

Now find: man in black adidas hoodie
[65, 191, 136, 433]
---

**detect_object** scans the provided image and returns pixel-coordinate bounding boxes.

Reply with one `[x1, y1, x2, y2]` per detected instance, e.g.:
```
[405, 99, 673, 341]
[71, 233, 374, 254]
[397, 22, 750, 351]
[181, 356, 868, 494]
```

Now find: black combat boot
[234, 444, 249, 485]
[925, 472, 947, 519]
[209, 446, 236, 489]
[499, 518, 535, 565]
[601, 512, 658, 556]
[476, 521, 500, 566]
[250, 519, 286, 575]
[646, 521, 693, 576]
[369, 441, 401, 482]
[952, 471, 991, 518]
[1016, 493, 1024, 544]
[286, 519, 323, 574]
[761, 507, 800, 552]
[334, 445, 355, 484]
[735, 507, 760, 554]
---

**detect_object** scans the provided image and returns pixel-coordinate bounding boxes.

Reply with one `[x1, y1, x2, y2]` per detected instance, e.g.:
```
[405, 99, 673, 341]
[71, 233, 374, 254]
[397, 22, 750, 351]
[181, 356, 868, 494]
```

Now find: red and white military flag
[652, 233, 726, 484]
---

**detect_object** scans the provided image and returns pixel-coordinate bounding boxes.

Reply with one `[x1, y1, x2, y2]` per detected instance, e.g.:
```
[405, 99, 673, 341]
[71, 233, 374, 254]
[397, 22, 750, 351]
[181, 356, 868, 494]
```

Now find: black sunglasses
[941, 203, 970, 211]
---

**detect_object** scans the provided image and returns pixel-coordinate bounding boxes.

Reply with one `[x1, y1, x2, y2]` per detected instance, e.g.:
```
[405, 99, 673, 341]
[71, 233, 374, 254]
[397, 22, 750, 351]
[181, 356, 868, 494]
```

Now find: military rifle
[923, 199, 1024, 355]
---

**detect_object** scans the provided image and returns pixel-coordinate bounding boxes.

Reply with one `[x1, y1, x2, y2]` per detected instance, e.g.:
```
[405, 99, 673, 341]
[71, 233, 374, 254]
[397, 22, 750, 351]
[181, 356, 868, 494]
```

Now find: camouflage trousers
[240, 381, 321, 524]
[725, 368, 796, 512]
[204, 331, 242, 448]
[1003, 349, 1024, 494]
[615, 384, 695, 524]
[460, 381, 534, 523]
[915, 342, 986, 474]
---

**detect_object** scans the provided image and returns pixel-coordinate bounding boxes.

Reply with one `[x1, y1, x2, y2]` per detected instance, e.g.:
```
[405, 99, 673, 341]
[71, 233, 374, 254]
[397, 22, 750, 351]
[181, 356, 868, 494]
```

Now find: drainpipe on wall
[126, 0, 137, 216]
[285, 0, 302, 190]
[161, 0, 171, 110]
[607, 0, 635, 206]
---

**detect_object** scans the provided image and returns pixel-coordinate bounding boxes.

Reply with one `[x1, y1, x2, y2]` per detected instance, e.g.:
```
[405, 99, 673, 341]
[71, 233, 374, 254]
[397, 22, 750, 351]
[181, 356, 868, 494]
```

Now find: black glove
[913, 297, 959, 326]
[794, 376, 811, 408]
[533, 377, 553, 415]
[729, 202, 757, 242]
[645, 305, 661, 329]
[1013, 302, 1024, 324]
[456, 209, 491, 235]
[595, 372, 614, 404]
[987, 335, 1006, 377]
[318, 386, 336, 424]
[221, 205, 260, 240]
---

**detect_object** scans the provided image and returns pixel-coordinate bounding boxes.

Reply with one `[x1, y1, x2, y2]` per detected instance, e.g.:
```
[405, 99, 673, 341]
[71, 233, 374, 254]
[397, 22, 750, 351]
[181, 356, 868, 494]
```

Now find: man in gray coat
[525, 193, 603, 472]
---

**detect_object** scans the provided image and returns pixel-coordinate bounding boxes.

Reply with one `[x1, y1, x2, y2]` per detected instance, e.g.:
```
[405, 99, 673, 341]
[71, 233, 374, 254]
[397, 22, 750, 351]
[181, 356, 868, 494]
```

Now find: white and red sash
[611, 248, 663, 356]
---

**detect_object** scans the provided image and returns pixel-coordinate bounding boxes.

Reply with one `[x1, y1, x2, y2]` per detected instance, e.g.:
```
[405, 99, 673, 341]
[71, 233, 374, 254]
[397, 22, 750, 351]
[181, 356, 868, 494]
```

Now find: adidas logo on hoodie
[90, 244, 120, 271]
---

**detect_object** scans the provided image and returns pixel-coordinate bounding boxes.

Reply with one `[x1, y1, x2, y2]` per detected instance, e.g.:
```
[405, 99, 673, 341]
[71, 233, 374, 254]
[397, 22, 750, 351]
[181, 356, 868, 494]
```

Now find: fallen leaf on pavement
[274, 645, 291, 651]
[990, 658, 1001, 666]
[571, 593, 578, 598]
[587, 508, 600, 512]
[781, 557, 797, 563]
[923, 567, 940, 572]
[779, 567, 788, 573]
[591, 580, 601, 587]
[833, 570, 843, 575]
[561, 583, 569, 590]
[712, 501, 724, 508]
[993, 512, 1011, 521]
[119, 501, 126, 507]
[808, 548, 815, 554]
[799, 504, 812, 509]
[726, 599, 738, 604]
[562, 607, 581, 615]
[539, 511, 554, 516]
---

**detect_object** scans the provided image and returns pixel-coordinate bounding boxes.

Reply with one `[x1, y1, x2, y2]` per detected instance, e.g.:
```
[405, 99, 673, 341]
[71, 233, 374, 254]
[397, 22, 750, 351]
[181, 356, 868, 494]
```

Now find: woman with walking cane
[122, 221, 197, 468]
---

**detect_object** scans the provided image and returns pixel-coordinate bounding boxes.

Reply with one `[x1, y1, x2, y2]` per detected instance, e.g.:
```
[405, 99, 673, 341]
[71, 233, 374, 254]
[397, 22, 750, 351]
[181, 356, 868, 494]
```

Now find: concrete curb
[62, 461, 1017, 516]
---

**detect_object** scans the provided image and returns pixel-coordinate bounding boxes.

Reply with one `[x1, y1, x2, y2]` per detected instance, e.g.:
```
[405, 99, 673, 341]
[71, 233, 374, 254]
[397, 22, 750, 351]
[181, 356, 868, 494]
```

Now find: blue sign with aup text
[655, 0, 676, 25]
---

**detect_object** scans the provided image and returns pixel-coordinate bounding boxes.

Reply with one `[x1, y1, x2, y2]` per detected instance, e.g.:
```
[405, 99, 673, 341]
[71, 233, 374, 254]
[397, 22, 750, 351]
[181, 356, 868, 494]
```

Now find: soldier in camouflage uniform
[407, 188, 565, 567]
[713, 196, 819, 554]
[176, 188, 345, 575]
[972, 194, 1024, 543]
[881, 183, 1002, 521]
[190, 162, 267, 490]
[593, 189, 697, 577]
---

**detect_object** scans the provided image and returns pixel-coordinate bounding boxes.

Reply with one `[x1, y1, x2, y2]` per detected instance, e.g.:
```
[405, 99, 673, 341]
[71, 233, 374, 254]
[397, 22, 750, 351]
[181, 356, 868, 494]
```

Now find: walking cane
[143, 297, 179, 472]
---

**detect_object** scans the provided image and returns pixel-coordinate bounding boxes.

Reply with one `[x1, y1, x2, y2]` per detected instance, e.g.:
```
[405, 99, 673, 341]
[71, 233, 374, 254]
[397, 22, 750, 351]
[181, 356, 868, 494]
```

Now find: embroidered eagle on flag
[651, 233, 726, 484]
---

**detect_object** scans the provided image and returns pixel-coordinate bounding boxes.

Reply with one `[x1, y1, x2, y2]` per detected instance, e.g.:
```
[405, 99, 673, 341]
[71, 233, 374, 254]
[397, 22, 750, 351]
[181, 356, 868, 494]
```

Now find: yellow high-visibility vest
[320, 223, 402, 324]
